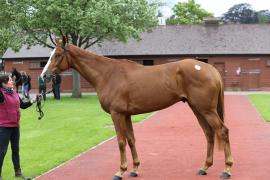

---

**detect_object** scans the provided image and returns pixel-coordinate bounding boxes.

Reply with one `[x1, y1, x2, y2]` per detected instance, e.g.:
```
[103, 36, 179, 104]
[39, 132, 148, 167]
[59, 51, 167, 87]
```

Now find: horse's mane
[69, 44, 143, 67]
[112, 58, 143, 66]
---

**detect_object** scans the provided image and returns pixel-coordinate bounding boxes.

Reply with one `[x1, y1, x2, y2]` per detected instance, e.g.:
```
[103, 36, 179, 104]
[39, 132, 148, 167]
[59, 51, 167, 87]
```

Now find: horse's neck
[69, 46, 114, 88]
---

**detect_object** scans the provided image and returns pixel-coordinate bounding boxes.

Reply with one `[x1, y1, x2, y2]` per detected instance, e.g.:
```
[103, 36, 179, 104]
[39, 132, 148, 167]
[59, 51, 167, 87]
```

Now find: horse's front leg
[111, 111, 128, 180]
[125, 115, 140, 177]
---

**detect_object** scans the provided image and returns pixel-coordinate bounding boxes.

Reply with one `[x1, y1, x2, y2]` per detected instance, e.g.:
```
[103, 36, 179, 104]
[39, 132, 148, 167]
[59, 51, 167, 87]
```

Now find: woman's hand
[31, 94, 42, 104]
[30, 97, 37, 104]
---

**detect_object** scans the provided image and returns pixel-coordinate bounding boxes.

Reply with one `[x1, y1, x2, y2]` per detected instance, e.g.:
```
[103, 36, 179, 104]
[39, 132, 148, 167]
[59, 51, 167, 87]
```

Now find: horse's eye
[55, 54, 61, 59]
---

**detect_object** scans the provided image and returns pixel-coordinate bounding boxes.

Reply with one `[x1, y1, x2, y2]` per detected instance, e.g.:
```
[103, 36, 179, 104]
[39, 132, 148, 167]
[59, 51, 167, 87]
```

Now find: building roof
[3, 24, 270, 59]
[3, 45, 52, 59]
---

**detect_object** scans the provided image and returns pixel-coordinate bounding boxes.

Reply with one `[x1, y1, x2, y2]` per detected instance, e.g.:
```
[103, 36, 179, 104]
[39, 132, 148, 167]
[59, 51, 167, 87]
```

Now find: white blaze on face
[40, 48, 56, 78]
[194, 64, 201, 71]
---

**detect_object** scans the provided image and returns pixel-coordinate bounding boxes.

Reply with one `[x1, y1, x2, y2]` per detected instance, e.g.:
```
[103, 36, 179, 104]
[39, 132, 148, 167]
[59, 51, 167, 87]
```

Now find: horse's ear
[55, 36, 67, 46]
[55, 37, 62, 46]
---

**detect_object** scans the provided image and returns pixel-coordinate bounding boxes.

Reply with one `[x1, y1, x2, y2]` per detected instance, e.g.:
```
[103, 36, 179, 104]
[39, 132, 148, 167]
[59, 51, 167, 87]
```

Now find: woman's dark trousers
[0, 127, 20, 177]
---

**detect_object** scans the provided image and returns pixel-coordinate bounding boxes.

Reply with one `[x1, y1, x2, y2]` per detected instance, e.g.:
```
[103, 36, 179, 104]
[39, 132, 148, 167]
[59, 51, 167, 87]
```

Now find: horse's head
[11, 68, 15, 76]
[11, 68, 19, 78]
[41, 36, 70, 79]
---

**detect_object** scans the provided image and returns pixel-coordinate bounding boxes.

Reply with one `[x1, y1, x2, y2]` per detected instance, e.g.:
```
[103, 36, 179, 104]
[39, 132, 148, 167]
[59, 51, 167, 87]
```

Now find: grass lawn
[1, 95, 151, 180]
[249, 94, 270, 122]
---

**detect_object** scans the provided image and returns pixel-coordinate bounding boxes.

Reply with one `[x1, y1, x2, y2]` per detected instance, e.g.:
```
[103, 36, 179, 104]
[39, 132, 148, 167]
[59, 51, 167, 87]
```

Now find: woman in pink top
[0, 74, 35, 180]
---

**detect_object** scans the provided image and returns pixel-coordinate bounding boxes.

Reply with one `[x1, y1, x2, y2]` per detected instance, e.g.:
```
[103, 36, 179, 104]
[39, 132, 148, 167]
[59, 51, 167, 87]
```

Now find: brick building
[3, 24, 270, 91]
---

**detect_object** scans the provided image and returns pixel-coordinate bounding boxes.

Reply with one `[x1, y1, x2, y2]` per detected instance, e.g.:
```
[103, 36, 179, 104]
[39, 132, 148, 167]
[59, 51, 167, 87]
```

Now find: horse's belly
[127, 92, 180, 114]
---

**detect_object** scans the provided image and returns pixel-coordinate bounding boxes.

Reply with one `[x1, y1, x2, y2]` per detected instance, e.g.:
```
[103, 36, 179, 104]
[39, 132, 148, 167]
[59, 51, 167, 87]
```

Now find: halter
[41, 45, 69, 79]
[54, 45, 70, 68]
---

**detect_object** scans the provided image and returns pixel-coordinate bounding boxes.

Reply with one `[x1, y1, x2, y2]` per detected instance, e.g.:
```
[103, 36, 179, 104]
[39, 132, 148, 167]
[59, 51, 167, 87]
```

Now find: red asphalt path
[36, 95, 270, 180]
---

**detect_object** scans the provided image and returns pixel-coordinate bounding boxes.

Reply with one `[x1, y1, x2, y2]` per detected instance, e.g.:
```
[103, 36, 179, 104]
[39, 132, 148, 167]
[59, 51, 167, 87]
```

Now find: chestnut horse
[41, 37, 233, 179]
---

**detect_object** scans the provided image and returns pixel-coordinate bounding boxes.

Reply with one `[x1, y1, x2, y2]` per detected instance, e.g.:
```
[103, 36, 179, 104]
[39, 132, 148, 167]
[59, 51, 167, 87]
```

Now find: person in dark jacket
[38, 75, 46, 100]
[52, 74, 61, 100]
[0, 74, 36, 180]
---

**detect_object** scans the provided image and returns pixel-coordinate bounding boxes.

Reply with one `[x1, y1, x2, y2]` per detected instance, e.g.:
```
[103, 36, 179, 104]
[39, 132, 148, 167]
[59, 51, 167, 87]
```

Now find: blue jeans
[21, 84, 29, 99]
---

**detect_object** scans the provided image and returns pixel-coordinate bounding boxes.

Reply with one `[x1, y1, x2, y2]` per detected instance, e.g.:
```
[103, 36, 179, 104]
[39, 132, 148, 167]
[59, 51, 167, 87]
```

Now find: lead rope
[36, 89, 53, 120]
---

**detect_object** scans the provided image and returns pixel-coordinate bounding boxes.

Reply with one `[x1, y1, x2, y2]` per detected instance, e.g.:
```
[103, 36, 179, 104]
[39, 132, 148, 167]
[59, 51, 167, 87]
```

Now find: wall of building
[123, 55, 270, 91]
[208, 56, 270, 91]
[4, 55, 270, 91]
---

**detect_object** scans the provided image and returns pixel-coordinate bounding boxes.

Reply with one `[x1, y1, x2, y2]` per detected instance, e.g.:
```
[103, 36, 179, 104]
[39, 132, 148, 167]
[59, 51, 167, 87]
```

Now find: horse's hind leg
[219, 125, 233, 179]
[191, 107, 215, 176]
[111, 111, 128, 180]
[200, 110, 233, 179]
[125, 115, 140, 177]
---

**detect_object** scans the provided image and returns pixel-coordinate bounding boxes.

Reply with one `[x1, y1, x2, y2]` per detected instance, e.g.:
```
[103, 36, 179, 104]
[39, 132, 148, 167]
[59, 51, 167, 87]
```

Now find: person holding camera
[0, 74, 37, 180]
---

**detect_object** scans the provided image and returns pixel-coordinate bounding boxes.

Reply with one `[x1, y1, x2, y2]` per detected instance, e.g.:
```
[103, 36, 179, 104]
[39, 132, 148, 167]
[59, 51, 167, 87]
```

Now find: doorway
[213, 62, 226, 85]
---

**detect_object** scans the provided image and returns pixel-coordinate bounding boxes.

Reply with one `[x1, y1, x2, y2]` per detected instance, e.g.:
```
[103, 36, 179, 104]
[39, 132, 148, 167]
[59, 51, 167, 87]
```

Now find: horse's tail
[217, 78, 224, 122]
[216, 75, 225, 150]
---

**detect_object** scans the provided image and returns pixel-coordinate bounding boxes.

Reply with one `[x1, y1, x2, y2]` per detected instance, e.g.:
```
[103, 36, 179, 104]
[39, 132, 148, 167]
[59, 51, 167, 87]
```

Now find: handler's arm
[20, 98, 32, 109]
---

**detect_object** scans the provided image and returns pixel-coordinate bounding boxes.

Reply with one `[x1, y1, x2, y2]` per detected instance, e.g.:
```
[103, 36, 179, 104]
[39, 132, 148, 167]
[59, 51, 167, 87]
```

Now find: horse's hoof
[197, 169, 207, 176]
[129, 172, 138, 177]
[112, 175, 122, 180]
[220, 172, 231, 179]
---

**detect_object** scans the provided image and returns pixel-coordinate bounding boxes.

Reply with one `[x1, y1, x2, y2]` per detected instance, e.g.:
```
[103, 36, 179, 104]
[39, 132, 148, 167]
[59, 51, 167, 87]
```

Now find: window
[135, 60, 154, 65]
[240, 69, 261, 74]
[12, 61, 23, 64]
[248, 58, 260, 61]
[267, 59, 270, 66]
[30, 61, 47, 69]
[40, 61, 47, 68]
[195, 57, 208, 63]
[143, 60, 154, 66]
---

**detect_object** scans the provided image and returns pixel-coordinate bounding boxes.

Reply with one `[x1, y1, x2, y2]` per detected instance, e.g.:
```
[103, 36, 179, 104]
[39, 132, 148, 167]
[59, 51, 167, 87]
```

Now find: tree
[4, 0, 158, 97]
[0, 27, 22, 56]
[166, 0, 213, 25]
[0, 0, 23, 56]
[257, 10, 270, 23]
[222, 3, 259, 24]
